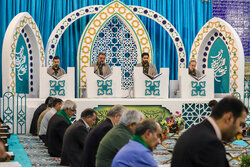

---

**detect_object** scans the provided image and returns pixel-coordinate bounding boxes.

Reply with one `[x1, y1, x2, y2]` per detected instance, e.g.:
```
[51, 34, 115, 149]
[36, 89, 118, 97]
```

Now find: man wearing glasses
[46, 100, 77, 157]
[61, 108, 97, 167]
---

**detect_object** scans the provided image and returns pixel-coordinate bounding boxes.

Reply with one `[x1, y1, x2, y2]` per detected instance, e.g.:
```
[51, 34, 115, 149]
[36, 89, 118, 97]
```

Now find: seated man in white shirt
[39, 98, 63, 143]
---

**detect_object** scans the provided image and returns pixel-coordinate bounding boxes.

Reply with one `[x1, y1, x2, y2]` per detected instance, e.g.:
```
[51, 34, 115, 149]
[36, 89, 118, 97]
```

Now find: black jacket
[46, 114, 71, 157]
[60, 119, 89, 167]
[81, 118, 113, 167]
[171, 119, 229, 167]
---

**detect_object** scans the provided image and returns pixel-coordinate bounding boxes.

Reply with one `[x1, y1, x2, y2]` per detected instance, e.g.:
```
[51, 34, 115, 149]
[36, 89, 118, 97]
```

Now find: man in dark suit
[171, 96, 248, 167]
[30, 97, 54, 135]
[46, 100, 76, 157]
[61, 108, 97, 167]
[81, 104, 127, 167]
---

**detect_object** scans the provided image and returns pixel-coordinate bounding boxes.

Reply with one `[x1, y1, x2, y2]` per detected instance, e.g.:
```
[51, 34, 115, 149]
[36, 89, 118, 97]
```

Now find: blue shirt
[111, 140, 158, 167]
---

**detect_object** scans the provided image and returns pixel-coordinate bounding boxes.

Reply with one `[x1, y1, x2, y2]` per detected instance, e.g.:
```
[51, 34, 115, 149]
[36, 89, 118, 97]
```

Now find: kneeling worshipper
[81, 104, 126, 167]
[171, 96, 248, 167]
[30, 96, 54, 136]
[111, 119, 162, 167]
[60, 108, 97, 167]
[46, 100, 76, 157]
[95, 109, 144, 167]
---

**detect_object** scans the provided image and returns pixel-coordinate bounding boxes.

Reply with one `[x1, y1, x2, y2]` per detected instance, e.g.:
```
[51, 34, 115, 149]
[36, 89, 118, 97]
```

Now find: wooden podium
[179, 69, 214, 99]
[134, 67, 169, 98]
[86, 66, 122, 98]
[39, 67, 75, 98]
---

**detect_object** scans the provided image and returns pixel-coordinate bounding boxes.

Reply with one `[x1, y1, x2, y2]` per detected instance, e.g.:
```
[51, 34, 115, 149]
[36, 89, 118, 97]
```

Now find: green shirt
[57, 110, 72, 125]
[96, 123, 133, 167]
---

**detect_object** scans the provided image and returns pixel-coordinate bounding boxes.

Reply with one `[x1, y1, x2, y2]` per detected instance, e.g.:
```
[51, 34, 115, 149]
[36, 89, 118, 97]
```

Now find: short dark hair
[45, 97, 53, 105]
[208, 100, 218, 108]
[46, 97, 54, 108]
[52, 98, 63, 107]
[98, 53, 106, 57]
[81, 108, 97, 118]
[210, 96, 248, 120]
[53, 56, 60, 60]
[135, 119, 158, 136]
[189, 60, 196, 65]
[141, 52, 149, 59]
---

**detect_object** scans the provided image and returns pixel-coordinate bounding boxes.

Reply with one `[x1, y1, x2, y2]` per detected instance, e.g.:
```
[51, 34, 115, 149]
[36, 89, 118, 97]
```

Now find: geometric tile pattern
[97, 80, 113, 96]
[17, 94, 26, 134]
[182, 103, 211, 129]
[191, 81, 206, 96]
[92, 16, 138, 90]
[49, 80, 65, 96]
[145, 80, 160, 96]
[2, 91, 15, 133]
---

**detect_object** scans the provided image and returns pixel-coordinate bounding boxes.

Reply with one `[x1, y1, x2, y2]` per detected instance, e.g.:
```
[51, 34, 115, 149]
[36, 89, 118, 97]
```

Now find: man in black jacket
[81, 104, 126, 167]
[61, 108, 97, 167]
[171, 96, 248, 167]
[46, 100, 76, 157]
[29, 97, 54, 135]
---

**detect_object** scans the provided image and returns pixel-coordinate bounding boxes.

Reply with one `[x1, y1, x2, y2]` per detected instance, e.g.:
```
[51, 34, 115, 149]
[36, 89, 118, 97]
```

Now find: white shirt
[82, 119, 90, 131]
[206, 116, 222, 140]
[39, 108, 57, 135]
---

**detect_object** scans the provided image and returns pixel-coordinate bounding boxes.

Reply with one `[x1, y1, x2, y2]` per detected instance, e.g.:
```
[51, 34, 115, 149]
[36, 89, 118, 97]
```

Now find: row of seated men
[47, 52, 201, 84]
[29, 97, 162, 167]
[29, 96, 249, 167]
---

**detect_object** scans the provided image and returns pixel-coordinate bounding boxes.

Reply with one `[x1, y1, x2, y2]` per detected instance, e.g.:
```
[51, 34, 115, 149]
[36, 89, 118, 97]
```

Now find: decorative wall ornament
[92, 16, 138, 90]
[182, 103, 211, 128]
[97, 80, 113, 95]
[211, 49, 227, 82]
[93, 105, 170, 122]
[49, 80, 65, 96]
[45, 0, 186, 97]
[145, 80, 160, 96]
[191, 81, 206, 96]
[17, 94, 26, 134]
[2, 91, 15, 133]
[15, 46, 27, 81]
[2, 12, 44, 97]
[78, 0, 153, 95]
[190, 17, 245, 98]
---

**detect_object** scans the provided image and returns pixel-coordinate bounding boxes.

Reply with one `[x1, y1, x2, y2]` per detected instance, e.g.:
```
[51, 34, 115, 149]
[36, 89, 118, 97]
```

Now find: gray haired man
[96, 109, 144, 167]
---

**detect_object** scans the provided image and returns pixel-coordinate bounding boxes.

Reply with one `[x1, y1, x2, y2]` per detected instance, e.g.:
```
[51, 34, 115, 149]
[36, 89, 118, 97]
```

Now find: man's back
[47, 114, 70, 157]
[30, 103, 47, 135]
[61, 119, 88, 167]
[171, 119, 229, 167]
[82, 118, 113, 167]
[96, 123, 133, 167]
